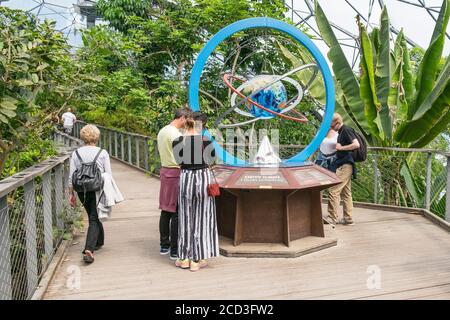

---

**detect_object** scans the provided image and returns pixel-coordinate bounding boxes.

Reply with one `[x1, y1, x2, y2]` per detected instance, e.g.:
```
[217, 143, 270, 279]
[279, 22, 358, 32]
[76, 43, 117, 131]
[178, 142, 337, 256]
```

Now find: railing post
[144, 138, 149, 171]
[98, 129, 102, 149]
[425, 152, 433, 210]
[114, 131, 118, 158]
[373, 153, 378, 204]
[128, 135, 132, 165]
[24, 180, 38, 299]
[154, 140, 160, 174]
[54, 164, 64, 230]
[446, 155, 450, 222]
[42, 172, 53, 260]
[121, 133, 125, 161]
[136, 138, 140, 168]
[64, 159, 70, 200]
[0, 196, 13, 300]
[108, 130, 112, 156]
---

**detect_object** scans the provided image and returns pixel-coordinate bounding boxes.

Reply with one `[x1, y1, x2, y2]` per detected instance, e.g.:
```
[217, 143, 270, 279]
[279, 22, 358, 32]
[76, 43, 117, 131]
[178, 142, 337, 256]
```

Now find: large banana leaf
[275, 40, 326, 104]
[370, 27, 380, 61]
[400, 162, 423, 207]
[397, 31, 414, 108]
[359, 22, 382, 140]
[335, 81, 373, 143]
[395, 54, 450, 145]
[314, 0, 369, 135]
[410, 84, 450, 147]
[410, 0, 449, 118]
[375, 7, 393, 141]
[388, 52, 404, 127]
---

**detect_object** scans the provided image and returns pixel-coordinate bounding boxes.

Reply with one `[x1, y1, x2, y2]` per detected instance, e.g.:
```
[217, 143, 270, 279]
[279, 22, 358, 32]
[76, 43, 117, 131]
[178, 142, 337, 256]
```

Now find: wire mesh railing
[73, 121, 155, 174]
[72, 120, 450, 222]
[351, 148, 449, 219]
[0, 131, 83, 300]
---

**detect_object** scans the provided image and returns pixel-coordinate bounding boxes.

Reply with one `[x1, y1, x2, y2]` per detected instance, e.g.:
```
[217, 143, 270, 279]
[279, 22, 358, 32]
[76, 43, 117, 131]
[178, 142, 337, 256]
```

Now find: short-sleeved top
[157, 124, 182, 168]
[62, 112, 76, 126]
[172, 135, 216, 170]
[336, 125, 357, 159]
[320, 131, 338, 155]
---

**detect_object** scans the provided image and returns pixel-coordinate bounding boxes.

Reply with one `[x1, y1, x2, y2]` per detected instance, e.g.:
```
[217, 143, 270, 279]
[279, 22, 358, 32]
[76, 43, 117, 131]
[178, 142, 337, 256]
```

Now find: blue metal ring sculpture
[189, 17, 335, 166]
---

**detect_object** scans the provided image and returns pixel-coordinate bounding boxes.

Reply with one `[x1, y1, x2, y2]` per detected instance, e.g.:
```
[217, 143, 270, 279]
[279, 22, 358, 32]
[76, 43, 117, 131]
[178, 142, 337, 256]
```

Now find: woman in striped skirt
[172, 114, 219, 271]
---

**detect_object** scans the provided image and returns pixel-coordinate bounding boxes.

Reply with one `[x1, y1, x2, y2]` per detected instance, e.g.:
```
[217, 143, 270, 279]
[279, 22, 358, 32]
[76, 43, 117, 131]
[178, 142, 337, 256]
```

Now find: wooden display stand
[213, 164, 341, 258]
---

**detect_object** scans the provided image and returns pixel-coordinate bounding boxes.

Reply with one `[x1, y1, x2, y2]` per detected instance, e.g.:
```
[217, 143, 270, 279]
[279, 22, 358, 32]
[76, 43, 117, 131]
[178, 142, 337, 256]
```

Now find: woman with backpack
[69, 124, 112, 263]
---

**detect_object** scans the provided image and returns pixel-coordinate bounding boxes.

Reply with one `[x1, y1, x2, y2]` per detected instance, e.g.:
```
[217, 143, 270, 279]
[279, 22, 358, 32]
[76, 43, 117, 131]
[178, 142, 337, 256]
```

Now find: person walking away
[327, 113, 360, 226]
[172, 114, 219, 272]
[315, 128, 338, 170]
[69, 124, 112, 263]
[61, 108, 76, 135]
[157, 108, 190, 260]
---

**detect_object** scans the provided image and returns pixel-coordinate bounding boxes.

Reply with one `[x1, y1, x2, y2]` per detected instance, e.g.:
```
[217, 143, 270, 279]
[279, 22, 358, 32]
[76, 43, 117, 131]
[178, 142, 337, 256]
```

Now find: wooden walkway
[43, 160, 450, 300]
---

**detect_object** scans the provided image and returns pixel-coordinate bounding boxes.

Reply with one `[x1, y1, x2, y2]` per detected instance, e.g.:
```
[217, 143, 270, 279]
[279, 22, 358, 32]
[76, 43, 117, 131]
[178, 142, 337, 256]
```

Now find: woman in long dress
[172, 114, 219, 272]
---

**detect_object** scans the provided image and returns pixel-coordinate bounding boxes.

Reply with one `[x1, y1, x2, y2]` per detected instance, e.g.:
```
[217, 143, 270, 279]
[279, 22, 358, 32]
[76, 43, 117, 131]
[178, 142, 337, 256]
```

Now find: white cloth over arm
[97, 172, 124, 221]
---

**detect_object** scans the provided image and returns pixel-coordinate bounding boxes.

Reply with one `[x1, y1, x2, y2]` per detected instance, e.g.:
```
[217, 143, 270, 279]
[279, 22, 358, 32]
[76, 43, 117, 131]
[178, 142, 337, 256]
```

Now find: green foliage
[315, 0, 450, 212]
[0, 7, 75, 176]
[315, 0, 450, 148]
[81, 0, 289, 141]
[1, 134, 57, 179]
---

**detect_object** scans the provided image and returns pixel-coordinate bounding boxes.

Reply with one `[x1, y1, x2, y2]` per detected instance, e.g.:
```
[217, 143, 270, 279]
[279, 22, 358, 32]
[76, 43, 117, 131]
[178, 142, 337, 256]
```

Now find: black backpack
[72, 148, 104, 192]
[350, 128, 367, 162]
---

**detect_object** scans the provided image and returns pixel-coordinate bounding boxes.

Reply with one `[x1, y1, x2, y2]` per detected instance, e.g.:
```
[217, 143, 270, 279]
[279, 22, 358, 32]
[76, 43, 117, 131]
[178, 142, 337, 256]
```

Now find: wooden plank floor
[43, 160, 450, 300]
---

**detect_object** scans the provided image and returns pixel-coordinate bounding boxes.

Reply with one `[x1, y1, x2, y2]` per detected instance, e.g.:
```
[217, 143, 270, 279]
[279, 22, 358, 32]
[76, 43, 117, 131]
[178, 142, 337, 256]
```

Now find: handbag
[207, 167, 220, 197]
[202, 138, 220, 197]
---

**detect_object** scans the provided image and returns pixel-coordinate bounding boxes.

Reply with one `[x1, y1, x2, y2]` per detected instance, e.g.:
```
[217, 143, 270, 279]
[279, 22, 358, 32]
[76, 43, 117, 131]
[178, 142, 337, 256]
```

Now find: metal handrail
[71, 120, 450, 223]
[0, 129, 82, 300]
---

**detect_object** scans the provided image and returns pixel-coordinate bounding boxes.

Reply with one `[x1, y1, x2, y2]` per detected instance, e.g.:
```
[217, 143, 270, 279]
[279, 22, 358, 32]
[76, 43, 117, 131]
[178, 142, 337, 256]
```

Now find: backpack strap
[75, 148, 103, 164]
[93, 148, 103, 163]
[75, 150, 83, 163]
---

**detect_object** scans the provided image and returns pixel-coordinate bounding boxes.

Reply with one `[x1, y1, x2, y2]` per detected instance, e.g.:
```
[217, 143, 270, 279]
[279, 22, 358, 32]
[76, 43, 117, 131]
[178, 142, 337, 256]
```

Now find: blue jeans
[315, 151, 336, 170]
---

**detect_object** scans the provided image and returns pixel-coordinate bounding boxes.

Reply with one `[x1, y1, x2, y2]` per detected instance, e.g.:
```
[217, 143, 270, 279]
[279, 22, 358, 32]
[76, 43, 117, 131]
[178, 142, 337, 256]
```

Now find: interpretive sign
[213, 167, 236, 184]
[234, 170, 289, 187]
[292, 168, 332, 186]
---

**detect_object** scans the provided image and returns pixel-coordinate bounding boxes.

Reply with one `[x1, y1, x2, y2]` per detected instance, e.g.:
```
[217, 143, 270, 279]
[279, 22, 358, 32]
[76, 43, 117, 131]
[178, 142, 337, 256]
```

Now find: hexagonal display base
[219, 235, 337, 258]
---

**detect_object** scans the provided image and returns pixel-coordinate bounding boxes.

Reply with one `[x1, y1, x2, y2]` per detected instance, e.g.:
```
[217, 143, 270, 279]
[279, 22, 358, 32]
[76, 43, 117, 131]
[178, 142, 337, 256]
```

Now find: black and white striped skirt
[178, 168, 219, 261]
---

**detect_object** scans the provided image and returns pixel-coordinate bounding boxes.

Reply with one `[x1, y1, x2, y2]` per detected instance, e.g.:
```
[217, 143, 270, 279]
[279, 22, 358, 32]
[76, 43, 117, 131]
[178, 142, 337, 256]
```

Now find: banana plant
[313, 0, 450, 211]
[315, 0, 450, 148]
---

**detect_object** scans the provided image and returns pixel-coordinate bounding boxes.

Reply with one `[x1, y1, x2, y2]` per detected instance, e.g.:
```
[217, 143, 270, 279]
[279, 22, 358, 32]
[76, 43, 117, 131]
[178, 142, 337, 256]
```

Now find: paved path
[44, 160, 450, 300]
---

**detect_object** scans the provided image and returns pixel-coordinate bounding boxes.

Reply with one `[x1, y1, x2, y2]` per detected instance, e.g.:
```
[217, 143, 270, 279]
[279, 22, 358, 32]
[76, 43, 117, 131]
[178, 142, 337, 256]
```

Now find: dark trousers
[159, 209, 178, 250]
[77, 191, 104, 253]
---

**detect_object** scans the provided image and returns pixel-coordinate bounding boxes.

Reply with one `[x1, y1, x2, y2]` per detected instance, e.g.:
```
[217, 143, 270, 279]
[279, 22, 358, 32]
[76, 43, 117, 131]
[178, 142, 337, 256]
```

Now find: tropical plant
[315, 0, 450, 148]
[0, 7, 69, 173]
[314, 0, 449, 213]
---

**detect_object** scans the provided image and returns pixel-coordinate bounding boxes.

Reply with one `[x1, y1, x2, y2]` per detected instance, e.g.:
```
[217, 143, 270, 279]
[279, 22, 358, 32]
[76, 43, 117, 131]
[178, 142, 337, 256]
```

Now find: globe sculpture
[235, 75, 288, 118]
[189, 17, 335, 166]
[189, 18, 341, 257]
